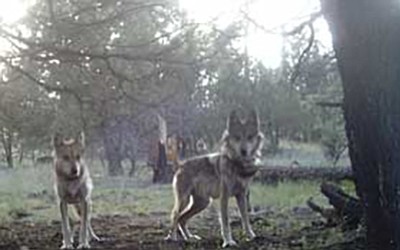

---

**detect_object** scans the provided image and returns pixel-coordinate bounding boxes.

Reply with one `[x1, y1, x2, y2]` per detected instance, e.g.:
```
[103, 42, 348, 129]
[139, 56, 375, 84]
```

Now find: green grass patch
[0, 156, 356, 224]
[0, 166, 353, 223]
[265, 140, 350, 167]
[250, 181, 327, 209]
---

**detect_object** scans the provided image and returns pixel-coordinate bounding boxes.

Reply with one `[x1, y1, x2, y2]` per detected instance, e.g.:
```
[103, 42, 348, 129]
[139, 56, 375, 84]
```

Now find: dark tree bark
[102, 124, 124, 176]
[18, 145, 24, 164]
[1, 128, 14, 168]
[320, 182, 363, 228]
[152, 141, 173, 183]
[128, 159, 136, 177]
[101, 115, 138, 176]
[321, 1, 400, 249]
[106, 154, 124, 176]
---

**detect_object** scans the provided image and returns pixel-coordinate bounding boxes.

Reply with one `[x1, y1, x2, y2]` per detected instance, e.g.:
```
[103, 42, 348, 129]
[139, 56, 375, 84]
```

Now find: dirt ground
[0, 211, 365, 250]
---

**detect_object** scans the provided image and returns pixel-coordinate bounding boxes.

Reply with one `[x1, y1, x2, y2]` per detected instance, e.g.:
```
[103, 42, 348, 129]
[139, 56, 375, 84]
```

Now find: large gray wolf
[53, 132, 99, 249]
[165, 109, 264, 247]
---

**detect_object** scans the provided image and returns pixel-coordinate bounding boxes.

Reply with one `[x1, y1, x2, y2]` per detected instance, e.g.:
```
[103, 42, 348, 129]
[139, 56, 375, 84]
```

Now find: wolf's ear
[227, 110, 241, 133]
[247, 108, 260, 132]
[76, 131, 85, 147]
[53, 132, 64, 148]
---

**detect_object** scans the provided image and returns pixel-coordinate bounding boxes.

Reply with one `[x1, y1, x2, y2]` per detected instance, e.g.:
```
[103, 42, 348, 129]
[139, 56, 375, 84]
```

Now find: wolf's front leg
[77, 200, 90, 249]
[220, 183, 237, 248]
[236, 191, 256, 241]
[60, 201, 73, 249]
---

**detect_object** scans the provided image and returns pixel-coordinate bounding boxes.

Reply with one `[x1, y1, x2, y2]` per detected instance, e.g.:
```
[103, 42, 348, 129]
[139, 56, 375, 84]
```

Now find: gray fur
[165, 110, 264, 247]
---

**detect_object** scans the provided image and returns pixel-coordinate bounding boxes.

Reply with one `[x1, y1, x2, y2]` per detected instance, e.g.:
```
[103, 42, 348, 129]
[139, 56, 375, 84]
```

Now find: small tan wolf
[165, 109, 264, 248]
[53, 132, 99, 249]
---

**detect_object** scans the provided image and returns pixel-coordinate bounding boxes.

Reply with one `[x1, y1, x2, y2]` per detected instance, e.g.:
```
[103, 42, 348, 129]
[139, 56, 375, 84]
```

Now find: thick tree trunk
[321, 1, 400, 249]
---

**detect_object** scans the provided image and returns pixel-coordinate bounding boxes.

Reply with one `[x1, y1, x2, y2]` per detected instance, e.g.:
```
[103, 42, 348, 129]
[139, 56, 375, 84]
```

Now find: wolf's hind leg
[178, 195, 209, 240]
[166, 193, 190, 241]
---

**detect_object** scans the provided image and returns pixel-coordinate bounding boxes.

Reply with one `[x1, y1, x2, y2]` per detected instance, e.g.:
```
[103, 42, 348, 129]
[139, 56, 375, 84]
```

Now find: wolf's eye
[76, 154, 81, 161]
[247, 135, 254, 141]
[62, 155, 70, 161]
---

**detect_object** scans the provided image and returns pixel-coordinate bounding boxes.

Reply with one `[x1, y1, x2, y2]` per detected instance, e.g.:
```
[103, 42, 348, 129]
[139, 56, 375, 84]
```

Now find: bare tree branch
[104, 58, 180, 109]
[283, 11, 322, 36]
[288, 23, 315, 87]
[240, 10, 281, 35]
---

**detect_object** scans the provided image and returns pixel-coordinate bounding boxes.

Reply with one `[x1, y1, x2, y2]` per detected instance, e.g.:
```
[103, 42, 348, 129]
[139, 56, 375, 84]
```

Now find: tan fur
[53, 132, 99, 249]
[165, 110, 264, 247]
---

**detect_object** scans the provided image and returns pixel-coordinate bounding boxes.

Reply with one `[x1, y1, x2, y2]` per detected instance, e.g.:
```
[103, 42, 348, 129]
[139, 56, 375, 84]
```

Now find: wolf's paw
[222, 239, 237, 248]
[89, 227, 100, 242]
[77, 243, 90, 249]
[246, 230, 256, 241]
[60, 242, 74, 249]
[188, 234, 202, 241]
[164, 233, 178, 242]
[90, 233, 101, 242]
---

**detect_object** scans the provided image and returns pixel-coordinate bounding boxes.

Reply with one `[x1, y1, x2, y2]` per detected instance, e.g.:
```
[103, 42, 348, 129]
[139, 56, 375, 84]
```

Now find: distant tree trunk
[268, 124, 279, 154]
[1, 128, 13, 168]
[152, 141, 172, 183]
[128, 159, 136, 177]
[126, 142, 137, 177]
[5, 146, 13, 168]
[19, 144, 24, 163]
[31, 150, 36, 164]
[102, 125, 123, 176]
[107, 155, 123, 176]
[321, 1, 400, 249]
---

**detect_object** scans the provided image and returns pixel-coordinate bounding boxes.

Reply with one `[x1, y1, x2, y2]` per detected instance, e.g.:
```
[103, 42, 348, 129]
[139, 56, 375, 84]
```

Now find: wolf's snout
[240, 148, 248, 157]
[71, 168, 78, 175]
[71, 165, 79, 175]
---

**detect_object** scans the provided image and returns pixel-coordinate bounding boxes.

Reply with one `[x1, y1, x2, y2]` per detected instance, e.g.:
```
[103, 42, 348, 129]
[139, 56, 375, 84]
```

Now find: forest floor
[0, 204, 365, 250]
[0, 209, 366, 250]
[0, 143, 361, 249]
[0, 171, 364, 249]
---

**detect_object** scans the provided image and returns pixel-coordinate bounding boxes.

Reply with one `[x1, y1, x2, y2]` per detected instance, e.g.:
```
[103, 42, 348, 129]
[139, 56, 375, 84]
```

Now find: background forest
[0, 0, 346, 173]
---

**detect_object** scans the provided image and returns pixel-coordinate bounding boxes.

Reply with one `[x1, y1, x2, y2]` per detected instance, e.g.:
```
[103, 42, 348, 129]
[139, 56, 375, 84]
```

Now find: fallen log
[255, 166, 353, 183]
[308, 182, 363, 229]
